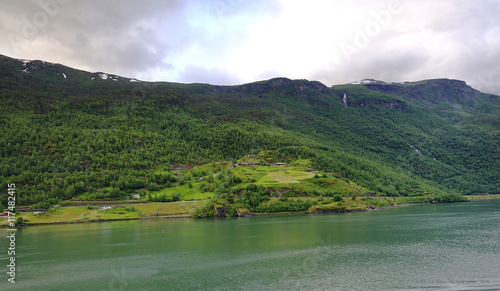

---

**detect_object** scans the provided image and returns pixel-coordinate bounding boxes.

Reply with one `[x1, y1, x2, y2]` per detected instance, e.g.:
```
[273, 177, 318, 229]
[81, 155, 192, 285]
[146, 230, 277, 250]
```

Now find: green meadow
[1, 201, 207, 226]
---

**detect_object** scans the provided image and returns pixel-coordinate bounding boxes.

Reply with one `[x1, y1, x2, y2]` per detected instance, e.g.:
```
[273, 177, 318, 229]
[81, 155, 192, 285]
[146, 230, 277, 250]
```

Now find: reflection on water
[2, 200, 500, 290]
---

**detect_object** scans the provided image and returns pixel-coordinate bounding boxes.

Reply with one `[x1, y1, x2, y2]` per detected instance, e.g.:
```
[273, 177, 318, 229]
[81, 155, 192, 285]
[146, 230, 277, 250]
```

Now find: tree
[333, 194, 343, 202]
[108, 187, 123, 198]
[248, 192, 261, 208]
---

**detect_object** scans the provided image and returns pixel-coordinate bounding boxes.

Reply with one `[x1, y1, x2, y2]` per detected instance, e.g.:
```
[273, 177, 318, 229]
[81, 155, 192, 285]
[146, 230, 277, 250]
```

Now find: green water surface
[2, 200, 500, 290]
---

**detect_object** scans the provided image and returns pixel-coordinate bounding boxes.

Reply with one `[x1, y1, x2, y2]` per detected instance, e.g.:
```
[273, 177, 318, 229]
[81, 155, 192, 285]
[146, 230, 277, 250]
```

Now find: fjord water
[3, 200, 500, 290]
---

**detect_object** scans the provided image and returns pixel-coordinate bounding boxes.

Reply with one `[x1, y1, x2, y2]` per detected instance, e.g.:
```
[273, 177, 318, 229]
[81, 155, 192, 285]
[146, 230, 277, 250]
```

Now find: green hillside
[0, 54, 498, 215]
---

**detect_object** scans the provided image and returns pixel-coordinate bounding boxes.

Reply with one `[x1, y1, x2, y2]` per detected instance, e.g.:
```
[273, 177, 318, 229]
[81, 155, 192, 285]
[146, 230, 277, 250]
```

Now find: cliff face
[364, 79, 480, 104]
[208, 77, 332, 108]
[210, 78, 329, 100]
[236, 78, 328, 94]
[220, 78, 481, 110]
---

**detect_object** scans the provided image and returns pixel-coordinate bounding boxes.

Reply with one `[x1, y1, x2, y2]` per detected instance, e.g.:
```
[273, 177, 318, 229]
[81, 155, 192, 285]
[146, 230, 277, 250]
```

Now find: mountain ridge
[0, 54, 487, 104]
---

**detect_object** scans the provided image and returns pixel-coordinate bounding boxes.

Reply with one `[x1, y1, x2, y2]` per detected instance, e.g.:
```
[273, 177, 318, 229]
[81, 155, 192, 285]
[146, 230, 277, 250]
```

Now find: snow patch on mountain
[350, 79, 411, 85]
[20, 59, 31, 73]
[99, 73, 108, 80]
[350, 79, 383, 85]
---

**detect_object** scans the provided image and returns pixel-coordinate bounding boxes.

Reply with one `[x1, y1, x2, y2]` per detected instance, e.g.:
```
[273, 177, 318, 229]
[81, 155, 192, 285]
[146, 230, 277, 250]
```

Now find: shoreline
[3, 195, 498, 227]
[0, 215, 193, 228]
[466, 194, 500, 200]
[0, 201, 450, 227]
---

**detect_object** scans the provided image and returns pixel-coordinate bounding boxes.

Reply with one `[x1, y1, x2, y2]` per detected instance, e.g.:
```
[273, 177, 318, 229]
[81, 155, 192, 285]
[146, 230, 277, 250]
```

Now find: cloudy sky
[1, 0, 500, 94]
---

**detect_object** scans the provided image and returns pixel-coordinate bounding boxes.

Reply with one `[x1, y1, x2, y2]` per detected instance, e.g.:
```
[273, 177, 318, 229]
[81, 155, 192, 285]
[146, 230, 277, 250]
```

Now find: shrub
[108, 187, 123, 198]
[31, 201, 50, 210]
[255, 199, 315, 213]
[246, 184, 258, 192]
[361, 197, 390, 207]
[433, 193, 467, 203]
[279, 196, 289, 202]
[200, 183, 210, 193]
[147, 183, 160, 191]
[333, 194, 343, 202]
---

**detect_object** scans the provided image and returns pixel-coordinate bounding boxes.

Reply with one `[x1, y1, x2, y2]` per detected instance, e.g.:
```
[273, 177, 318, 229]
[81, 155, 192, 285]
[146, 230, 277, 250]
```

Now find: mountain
[0, 54, 498, 209]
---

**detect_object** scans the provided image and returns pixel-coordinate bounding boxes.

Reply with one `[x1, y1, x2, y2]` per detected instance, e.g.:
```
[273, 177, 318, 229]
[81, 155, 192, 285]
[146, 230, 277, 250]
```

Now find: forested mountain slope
[0, 54, 498, 207]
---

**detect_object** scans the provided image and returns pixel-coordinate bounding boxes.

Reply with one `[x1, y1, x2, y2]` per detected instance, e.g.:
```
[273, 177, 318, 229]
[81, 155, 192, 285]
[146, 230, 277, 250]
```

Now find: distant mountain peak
[360, 78, 481, 104]
[0, 54, 142, 83]
[349, 79, 411, 85]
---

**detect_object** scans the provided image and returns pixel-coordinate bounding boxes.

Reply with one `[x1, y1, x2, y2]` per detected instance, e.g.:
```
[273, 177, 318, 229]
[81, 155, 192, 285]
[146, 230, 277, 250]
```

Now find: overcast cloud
[1, 0, 500, 94]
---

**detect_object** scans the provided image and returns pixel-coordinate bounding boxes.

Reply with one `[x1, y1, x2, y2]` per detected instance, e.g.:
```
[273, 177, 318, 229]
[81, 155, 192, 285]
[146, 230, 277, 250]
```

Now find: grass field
[154, 184, 214, 201]
[148, 163, 366, 201]
[233, 165, 316, 186]
[0, 201, 207, 226]
[148, 164, 322, 201]
[268, 171, 315, 183]
[133, 201, 206, 216]
[0, 206, 141, 225]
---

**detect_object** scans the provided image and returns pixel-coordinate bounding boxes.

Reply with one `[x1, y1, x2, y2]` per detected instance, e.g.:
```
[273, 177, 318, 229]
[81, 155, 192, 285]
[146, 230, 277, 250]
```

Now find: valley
[0, 54, 498, 222]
